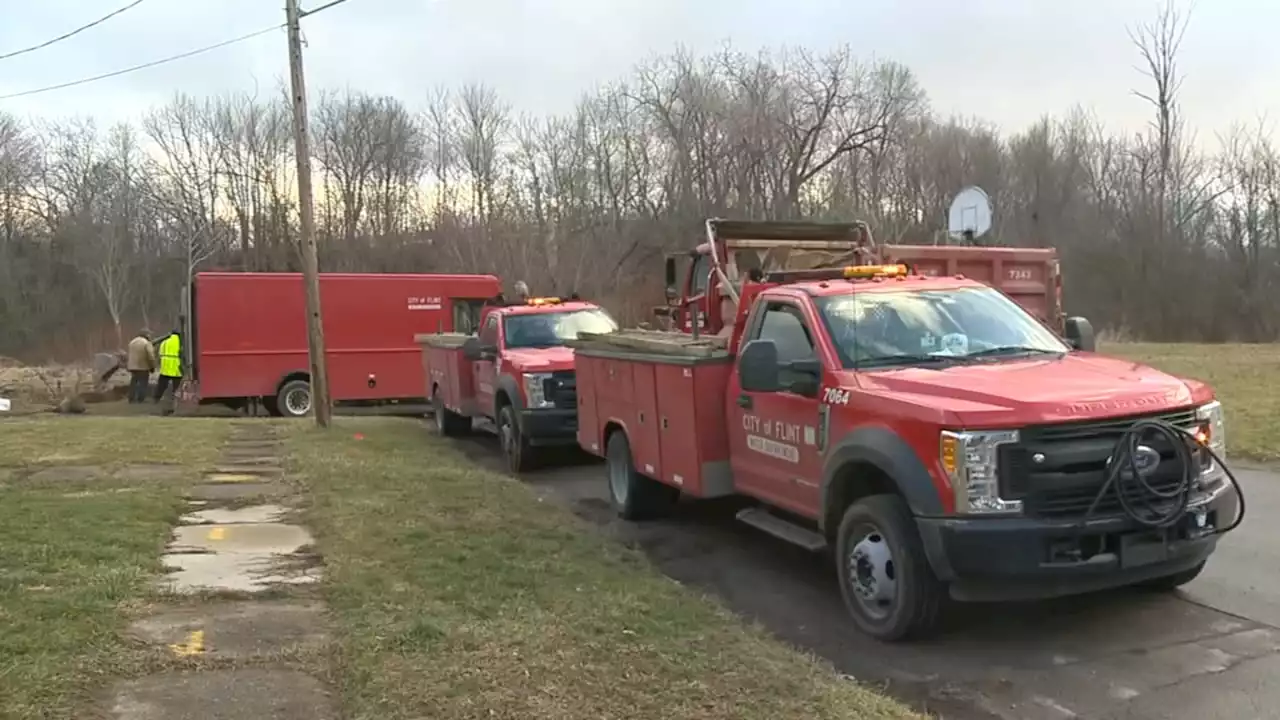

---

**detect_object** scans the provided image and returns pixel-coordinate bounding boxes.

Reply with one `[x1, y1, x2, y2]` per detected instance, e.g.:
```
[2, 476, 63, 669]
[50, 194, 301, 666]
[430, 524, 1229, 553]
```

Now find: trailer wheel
[276, 379, 312, 418]
[605, 430, 678, 520]
[835, 494, 945, 641]
[497, 404, 537, 473]
[432, 387, 470, 437]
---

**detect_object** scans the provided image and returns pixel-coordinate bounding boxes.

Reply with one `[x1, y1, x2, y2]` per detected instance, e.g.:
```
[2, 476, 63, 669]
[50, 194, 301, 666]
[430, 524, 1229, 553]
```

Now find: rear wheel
[276, 379, 312, 418]
[605, 431, 679, 520]
[432, 387, 470, 437]
[497, 404, 536, 473]
[835, 494, 945, 641]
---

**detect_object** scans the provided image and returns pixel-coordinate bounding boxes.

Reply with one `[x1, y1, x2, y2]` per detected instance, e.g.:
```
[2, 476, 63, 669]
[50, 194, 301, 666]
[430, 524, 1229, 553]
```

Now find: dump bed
[415, 333, 478, 416]
[570, 330, 736, 498]
[881, 245, 1062, 330]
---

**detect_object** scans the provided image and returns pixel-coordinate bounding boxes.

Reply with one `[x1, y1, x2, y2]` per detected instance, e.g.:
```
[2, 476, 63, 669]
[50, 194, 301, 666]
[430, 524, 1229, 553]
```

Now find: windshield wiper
[855, 354, 968, 369]
[965, 345, 1065, 360]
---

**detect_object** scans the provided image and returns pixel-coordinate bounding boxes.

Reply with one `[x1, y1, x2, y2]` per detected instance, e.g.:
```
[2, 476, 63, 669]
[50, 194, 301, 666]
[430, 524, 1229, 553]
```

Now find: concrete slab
[114, 464, 189, 482]
[107, 669, 333, 720]
[212, 465, 282, 476]
[158, 551, 322, 594]
[168, 523, 312, 555]
[127, 601, 328, 659]
[26, 465, 104, 483]
[217, 455, 281, 466]
[185, 483, 282, 501]
[179, 505, 289, 526]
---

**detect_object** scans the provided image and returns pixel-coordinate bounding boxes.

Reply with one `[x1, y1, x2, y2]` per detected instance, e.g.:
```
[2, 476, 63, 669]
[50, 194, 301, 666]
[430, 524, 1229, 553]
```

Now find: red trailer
[179, 272, 501, 416]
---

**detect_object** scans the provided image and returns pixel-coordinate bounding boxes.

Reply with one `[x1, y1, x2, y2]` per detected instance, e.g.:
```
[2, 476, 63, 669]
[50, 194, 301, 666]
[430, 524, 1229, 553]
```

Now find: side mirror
[462, 336, 483, 361]
[664, 257, 678, 302]
[785, 358, 821, 397]
[1064, 316, 1096, 352]
[739, 340, 781, 393]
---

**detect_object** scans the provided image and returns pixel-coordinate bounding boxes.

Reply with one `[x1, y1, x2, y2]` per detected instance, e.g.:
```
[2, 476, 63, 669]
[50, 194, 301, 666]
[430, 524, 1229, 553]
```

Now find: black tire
[835, 494, 945, 641]
[605, 430, 679, 520]
[432, 386, 470, 437]
[1137, 560, 1206, 592]
[276, 379, 312, 418]
[497, 404, 537, 473]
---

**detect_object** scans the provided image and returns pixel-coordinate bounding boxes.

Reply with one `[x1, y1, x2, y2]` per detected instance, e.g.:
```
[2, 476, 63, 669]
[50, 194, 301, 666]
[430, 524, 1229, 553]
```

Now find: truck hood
[853, 352, 1208, 426]
[502, 346, 576, 372]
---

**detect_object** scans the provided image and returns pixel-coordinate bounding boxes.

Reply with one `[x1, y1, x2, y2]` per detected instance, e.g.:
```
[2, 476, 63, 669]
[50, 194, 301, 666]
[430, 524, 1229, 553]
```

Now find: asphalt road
[450, 431, 1280, 720]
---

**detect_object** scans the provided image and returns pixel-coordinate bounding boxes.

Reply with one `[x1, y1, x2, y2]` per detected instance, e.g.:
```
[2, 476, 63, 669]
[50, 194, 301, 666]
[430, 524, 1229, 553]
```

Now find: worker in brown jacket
[126, 329, 157, 404]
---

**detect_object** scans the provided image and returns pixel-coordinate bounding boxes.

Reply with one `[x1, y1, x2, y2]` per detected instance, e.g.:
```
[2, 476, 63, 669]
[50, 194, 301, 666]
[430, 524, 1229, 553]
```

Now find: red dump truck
[178, 272, 501, 416]
[659, 219, 1063, 336]
[419, 296, 618, 472]
[574, 226, 1239, 642]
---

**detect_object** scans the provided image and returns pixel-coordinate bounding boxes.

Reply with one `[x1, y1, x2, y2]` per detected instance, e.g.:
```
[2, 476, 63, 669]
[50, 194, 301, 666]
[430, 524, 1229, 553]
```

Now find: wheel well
[602, 421, 624, 450]
[822, 461, 900, 540]
[276, 371, 310, 398]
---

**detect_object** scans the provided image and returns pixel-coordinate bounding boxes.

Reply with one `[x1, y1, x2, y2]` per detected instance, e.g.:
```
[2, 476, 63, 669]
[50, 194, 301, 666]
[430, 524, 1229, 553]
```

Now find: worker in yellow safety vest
[153, 329, 183, 405]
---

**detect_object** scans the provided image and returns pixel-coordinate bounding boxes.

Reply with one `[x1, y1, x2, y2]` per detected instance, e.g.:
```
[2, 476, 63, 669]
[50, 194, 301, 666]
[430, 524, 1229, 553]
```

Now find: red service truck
[574, 233, 1241, 642]
[419, 296, 618, 472]
[178, 272, 502, 416]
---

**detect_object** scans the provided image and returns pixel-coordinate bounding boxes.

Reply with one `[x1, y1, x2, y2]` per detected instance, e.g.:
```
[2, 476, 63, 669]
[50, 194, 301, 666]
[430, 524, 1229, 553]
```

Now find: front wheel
[276, 379, 312, 418]
[605, 431, 679, 520]
[835, 494, 945, 641]
[497, 404, 536, 473]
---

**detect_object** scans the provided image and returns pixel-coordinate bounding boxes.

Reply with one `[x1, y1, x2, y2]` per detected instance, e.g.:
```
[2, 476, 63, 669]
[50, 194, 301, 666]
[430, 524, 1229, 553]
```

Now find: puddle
[180, 505, 289, 526]
[168, 523, 313, 555]
[160, 523, 319, 594]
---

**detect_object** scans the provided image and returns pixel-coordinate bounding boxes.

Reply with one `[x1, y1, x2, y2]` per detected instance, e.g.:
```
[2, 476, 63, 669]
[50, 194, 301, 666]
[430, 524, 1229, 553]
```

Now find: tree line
[1, 4, 1276, 361]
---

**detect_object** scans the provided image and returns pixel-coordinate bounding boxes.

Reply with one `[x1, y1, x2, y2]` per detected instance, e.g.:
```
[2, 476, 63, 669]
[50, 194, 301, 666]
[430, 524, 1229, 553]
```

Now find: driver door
[474, 314, 499, 417]
[728, 300, 826, 517]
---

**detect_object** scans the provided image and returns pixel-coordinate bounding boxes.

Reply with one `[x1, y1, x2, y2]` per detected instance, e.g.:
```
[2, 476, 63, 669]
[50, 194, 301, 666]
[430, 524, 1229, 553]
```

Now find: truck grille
[543, 371, 577, 410]
[1000, 407, 1201, 519]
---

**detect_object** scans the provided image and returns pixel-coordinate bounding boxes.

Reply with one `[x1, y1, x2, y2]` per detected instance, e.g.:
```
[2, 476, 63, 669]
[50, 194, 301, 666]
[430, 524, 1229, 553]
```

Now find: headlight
[522, 373, 554, 409]
[940, 429, 1021, 514]
[1195, 401, 1226, 459]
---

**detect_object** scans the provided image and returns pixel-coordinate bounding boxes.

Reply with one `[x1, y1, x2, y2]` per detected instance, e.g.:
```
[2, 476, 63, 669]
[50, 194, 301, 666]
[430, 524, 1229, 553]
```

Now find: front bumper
[518, 408, 579, 447]
[917, 479, 1238, 602]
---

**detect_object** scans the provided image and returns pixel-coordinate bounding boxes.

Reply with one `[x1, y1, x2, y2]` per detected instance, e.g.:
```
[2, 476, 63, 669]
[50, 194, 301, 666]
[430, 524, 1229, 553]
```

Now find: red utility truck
[178, 272, 501, 416]
[420, 296, 618, 472]
[574, 235, 1239, 642]
[660, 219, 1064, 336]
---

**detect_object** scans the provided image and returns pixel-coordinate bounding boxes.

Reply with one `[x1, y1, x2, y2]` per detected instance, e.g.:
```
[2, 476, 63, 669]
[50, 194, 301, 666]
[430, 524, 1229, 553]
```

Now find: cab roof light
[527, 297, 562, 305]
[842, 264, 909, 279]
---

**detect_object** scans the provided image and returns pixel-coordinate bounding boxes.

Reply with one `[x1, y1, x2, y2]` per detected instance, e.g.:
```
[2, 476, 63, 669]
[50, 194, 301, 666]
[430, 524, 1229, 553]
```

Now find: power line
[0, 24, 284, 101]
[0, 0, 150, 62]
[300, 0, 354, 17]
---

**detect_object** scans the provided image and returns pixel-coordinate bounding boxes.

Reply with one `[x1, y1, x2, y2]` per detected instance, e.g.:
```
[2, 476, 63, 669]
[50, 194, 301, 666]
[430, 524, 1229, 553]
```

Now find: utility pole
[285, 0, 332, 427]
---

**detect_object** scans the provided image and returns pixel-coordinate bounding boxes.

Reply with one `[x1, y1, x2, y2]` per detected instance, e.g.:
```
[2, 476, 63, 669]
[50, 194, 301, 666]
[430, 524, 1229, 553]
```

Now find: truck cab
[575, 248, 1238, 642]
[424, 297, 618, 472]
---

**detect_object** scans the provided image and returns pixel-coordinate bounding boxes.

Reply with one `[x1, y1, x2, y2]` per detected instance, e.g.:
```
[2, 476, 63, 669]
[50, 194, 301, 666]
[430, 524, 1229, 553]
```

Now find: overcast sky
[0, 0, 1275, 148]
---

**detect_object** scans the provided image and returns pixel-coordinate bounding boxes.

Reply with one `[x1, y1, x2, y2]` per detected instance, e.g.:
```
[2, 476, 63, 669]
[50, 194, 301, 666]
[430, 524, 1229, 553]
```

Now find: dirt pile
[0, 362, 129, 412]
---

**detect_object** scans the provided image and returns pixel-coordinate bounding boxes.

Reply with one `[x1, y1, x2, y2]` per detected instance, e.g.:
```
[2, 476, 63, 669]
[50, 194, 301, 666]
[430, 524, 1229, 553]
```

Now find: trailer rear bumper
[519, 408, 579, 447]
[916, 483, 1236, 602]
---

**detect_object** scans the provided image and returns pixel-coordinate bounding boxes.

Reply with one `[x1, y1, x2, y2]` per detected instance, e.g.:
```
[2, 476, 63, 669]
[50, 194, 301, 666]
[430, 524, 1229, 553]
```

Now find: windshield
[816, 287, 1069, 369]
[503, 308, 618, 349]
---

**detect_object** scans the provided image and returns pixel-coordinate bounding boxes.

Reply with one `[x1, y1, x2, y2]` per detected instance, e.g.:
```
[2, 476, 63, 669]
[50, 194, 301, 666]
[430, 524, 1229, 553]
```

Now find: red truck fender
[818, 426, 946, 533]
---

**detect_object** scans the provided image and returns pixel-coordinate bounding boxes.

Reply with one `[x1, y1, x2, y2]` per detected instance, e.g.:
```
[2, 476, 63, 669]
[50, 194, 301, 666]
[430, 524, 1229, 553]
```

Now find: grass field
[1103, 342, 1280, 461]
[291, 418, 919, 720]
[0, 417, 227, 719]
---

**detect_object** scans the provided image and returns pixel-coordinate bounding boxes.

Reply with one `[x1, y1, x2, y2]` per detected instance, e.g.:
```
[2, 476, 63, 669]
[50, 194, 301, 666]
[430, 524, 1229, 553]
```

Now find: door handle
[737, 394, 752, 409]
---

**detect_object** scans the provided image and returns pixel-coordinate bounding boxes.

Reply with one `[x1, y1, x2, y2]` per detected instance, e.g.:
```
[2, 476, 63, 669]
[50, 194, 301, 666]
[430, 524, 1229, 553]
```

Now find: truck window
[690, 254, 711, 296]
[755, 302, 817, 386]
[452, 299, 487, 334]
[815, 287, 1069, 368]
[479, 315, 499, 346]
[503, 309, 618, 350]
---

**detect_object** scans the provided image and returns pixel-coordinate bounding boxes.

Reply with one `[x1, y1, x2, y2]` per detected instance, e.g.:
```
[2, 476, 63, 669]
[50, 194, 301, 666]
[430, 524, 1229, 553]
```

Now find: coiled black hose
[1079, 418, 1245, 536]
